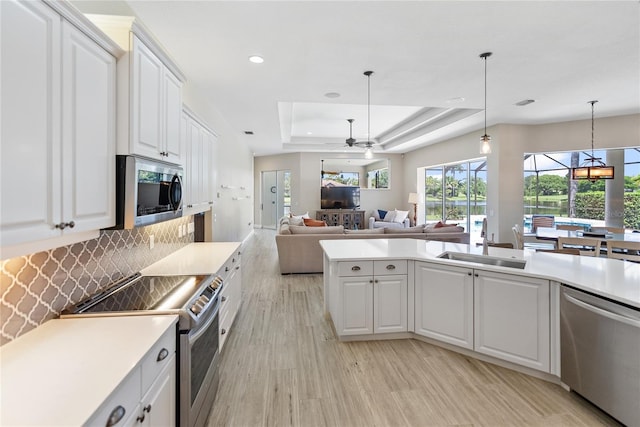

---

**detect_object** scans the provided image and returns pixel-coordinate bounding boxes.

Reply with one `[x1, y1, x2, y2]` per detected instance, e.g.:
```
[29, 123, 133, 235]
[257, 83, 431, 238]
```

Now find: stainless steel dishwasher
[560, 285, 640, 426]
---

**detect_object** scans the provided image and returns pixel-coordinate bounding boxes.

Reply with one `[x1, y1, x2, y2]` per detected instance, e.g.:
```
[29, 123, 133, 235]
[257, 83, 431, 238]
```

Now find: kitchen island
[320, 238, 640, 380]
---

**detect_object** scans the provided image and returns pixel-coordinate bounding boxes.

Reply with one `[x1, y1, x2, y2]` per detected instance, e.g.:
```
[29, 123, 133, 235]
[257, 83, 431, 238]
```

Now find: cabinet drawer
[374, 260, 407, 275]
[141, 324, 176, 394]
[338, 261, 373, 277]
[87, 367, 140, 426]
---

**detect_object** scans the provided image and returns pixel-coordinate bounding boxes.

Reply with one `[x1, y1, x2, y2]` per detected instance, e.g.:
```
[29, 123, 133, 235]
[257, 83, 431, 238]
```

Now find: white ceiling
[73, 1, 640, 156]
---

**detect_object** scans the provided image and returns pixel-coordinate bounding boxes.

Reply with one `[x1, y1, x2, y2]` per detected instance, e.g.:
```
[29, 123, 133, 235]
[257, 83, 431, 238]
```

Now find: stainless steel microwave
[111, 155, 183, 229]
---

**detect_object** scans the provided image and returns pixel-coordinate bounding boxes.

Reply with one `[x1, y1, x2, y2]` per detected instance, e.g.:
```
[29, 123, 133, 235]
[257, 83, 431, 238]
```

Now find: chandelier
[571, 101, 614, 181]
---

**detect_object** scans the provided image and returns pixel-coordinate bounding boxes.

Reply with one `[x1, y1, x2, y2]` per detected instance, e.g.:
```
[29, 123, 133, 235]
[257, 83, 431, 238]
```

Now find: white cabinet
[474, 271, 550, 372]
[87, 324, 176, 426]
[336, 260, 407, 336]
[130, 35, 183, 164]
[1, 0, 115, 249]
[219, 248, 242, 351]
[182, 110, 216, 214]
[414, 262, 474, 349]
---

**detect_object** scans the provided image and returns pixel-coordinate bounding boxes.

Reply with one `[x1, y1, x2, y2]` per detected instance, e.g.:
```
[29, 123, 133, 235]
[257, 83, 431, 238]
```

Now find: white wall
[182, 84, 254, 242]
[254, 152, 405, 224]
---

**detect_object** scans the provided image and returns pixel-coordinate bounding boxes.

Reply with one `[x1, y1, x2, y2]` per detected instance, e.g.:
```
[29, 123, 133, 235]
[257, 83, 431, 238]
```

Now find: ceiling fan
[343, 71, 375, 159]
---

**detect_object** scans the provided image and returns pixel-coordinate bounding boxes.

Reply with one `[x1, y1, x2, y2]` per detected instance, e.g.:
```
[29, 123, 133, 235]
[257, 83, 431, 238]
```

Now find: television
[321, 186, 360, 209]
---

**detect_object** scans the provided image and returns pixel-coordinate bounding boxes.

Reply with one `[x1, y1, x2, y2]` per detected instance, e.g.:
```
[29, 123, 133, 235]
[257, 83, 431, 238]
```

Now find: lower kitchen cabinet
[87, 323, 176, 426]
[336, 260, 407, 336]
[219, 248, 242, 351]
[414, 261, 473, 349]
[474, 271, 550, 372]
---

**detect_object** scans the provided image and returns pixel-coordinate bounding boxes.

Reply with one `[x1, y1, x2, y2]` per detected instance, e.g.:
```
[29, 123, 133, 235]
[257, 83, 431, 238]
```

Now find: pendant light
[571, 100, 614, 181]
[479, 52, 492, 154]
[363, 71, 374, 159]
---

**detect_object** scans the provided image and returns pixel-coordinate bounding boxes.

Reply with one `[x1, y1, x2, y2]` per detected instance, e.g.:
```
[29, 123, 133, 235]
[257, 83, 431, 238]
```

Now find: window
[321, 172, 358, 187]
[523, 147, 640, 231]
[424, 160, 487, 240]
[367, 167, 388, 189]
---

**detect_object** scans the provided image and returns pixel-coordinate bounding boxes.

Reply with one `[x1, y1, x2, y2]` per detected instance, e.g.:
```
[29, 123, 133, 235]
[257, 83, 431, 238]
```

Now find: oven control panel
[189, 275, 223, 317]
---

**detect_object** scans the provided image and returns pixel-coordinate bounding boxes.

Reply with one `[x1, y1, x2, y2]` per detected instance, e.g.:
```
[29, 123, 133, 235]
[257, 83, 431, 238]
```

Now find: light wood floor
[208, 229, 619, 426]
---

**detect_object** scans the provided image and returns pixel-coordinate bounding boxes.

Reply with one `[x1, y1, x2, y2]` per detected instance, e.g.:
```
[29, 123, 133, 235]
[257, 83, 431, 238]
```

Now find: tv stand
[316, 209, 365, 230]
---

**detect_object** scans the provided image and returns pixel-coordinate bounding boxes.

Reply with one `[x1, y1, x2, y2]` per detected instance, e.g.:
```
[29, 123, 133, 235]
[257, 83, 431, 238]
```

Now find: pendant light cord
[590, 100, 596, 159]
[364, 71, 373, 147]
[484, 56, 487, 134]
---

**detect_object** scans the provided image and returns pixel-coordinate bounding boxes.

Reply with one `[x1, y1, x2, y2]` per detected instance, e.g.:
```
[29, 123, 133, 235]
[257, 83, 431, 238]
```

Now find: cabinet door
[187, 119, 202, 208]
[200, 131, 213, 206]
[163, 70, 182, 164]
[338, 276, 373, 335]
[61, 20, 116, 232]
[140, 355, 176, 426]
[414, 262, 473, 349]
[131, 36, 163, 159]
[1, 0, 61, 245]
[373, 275, 407, 334]
[474, 272, 550, 372]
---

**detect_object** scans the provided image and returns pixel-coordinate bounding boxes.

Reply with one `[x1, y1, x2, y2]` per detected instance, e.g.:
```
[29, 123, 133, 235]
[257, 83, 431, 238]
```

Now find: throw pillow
[289, 216, 304, 226]
[377, 209, 388, 221]
[393, 209, 409, 224]
[303, 218, 326, 227]
[383, 210, 397, 222]
[433, 221, 458, 228]
[290, 211, 310, 220]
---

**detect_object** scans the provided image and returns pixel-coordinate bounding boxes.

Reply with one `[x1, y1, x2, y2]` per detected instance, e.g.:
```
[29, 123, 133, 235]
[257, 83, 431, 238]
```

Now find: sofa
[369, 208, 410, 229]
[275, 219, 470, 274]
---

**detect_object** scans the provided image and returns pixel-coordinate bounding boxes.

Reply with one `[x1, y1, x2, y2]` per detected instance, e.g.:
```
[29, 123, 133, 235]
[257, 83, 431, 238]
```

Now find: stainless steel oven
[62, 273, 223, 427]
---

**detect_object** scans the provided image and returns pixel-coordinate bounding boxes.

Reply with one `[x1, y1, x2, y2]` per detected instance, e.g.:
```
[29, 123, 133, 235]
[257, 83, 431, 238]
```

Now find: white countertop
[0, 315, 177, 426]
[320, 238, 640, 309]
[141, 242, 242, 276]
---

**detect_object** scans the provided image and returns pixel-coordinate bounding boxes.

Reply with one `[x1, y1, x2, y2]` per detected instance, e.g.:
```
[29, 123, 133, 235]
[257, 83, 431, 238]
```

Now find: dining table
[535, 226, 640, 244]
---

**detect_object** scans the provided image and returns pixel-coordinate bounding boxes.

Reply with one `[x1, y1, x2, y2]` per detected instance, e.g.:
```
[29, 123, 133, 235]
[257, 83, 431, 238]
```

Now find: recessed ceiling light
[325, 92, 340, 99]
[307, 131, 313, 135]
[446, 97, 465, 103]
[515, 99, 535, 106]
[248, 55, 264, 64]
[244, 131, 254, 135]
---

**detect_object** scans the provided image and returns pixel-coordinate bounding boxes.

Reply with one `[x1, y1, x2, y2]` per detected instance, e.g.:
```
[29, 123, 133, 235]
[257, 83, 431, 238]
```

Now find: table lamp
[408, 192, 419, 226]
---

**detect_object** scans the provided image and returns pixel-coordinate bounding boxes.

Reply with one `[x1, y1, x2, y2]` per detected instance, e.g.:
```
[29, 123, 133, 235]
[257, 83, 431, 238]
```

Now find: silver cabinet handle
[143, 404, 151, 413]
[106, 405, 125, 427]
[54, 222, 66, 230]
[386, 264, 396, 270]
[221, 328, 227, 335]
[67, 221, 75, 229]
[221, 296, 227, 302]
[235, 266, 240, 270]
[369, 280, 373, 284]
[156, 347, 169, 362]
[351, 266, 361, 271]
[374, 279, 379, 283]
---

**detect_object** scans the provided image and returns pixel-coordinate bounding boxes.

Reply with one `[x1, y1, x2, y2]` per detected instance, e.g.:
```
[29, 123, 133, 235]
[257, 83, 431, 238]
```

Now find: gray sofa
[275, 221, 470, 274]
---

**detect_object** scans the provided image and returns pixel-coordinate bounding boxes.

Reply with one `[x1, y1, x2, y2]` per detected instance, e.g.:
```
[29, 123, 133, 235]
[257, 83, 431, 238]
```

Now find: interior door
[261, 171, 277, 229]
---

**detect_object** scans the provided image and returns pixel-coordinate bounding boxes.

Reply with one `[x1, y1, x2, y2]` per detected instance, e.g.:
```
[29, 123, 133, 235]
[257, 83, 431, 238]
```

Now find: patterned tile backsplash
[0, 217, 194, 346]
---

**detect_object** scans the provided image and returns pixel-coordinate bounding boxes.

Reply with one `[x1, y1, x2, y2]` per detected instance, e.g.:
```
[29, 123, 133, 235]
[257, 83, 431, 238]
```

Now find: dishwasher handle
[564, 293, 640, 328]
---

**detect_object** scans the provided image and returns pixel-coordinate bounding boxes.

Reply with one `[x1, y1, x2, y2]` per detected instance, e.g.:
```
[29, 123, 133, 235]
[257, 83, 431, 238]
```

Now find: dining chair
[531, 214, 555, 232]
[606, 240, 640, 262]
[592, 226, 625, 234]
[514, 223, 555, 250]
[557, 237, 601, 257]
[556, 224, 583, 231]
[536, 248, 581, 255]
[488, 242, 515, 249]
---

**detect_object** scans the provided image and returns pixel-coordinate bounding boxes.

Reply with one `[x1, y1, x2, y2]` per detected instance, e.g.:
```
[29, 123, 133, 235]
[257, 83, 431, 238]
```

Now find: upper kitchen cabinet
[86, 15, 186, 165]
[0, 0, 121, 257]
[182, 108, 217, 215]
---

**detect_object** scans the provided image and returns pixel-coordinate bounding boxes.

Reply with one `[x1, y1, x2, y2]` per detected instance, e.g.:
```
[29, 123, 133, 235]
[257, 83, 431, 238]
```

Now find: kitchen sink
[437, 252, 527, 269]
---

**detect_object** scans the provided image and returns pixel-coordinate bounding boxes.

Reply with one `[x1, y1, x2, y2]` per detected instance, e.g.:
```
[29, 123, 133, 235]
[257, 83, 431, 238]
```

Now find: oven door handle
[189, 302, 220, 343]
